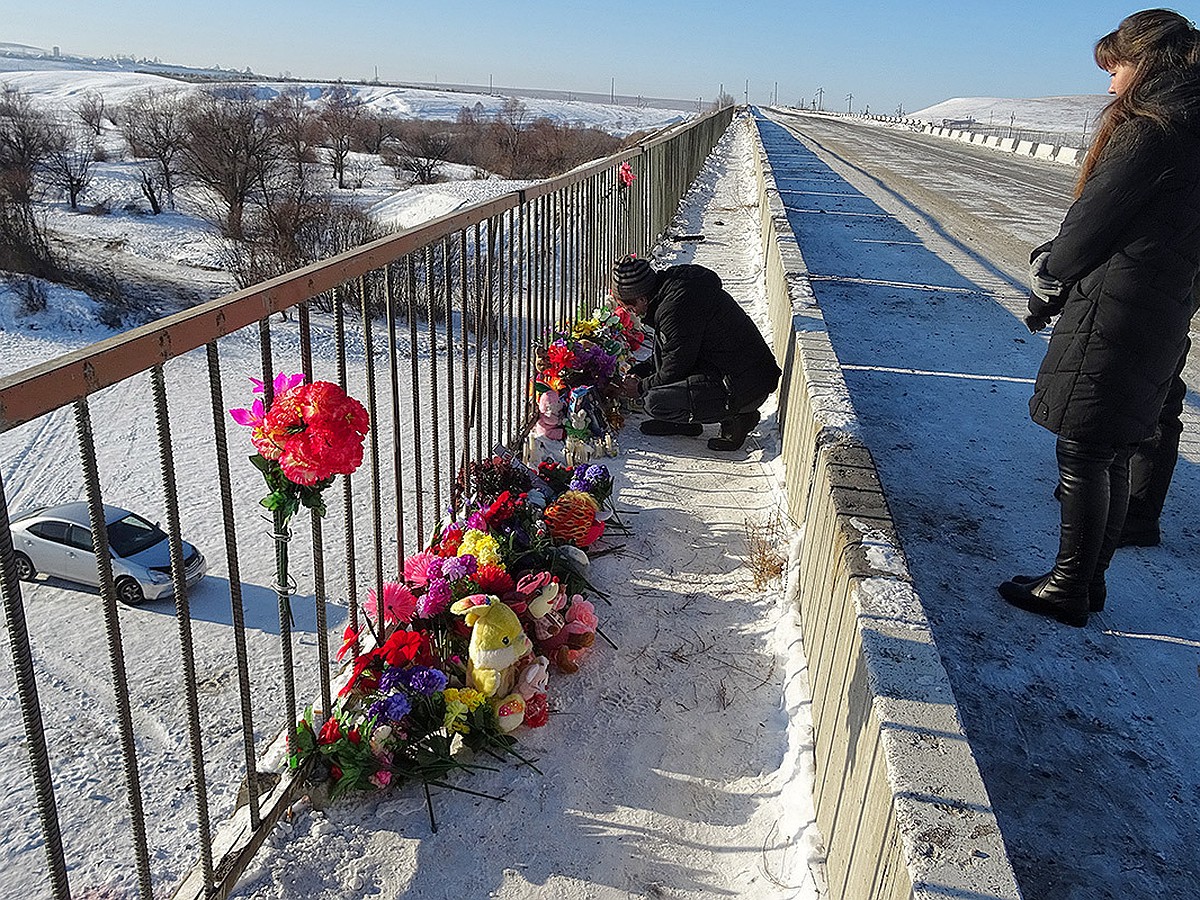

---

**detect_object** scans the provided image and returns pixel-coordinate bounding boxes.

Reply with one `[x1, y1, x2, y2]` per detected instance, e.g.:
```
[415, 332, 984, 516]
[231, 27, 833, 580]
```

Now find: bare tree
[76, 91, 106, 136]
[492, 97, 528, 176]
[319, 83, 363, 189]
[383, 120, 452, 184]
[181, 88, 279, 239]
[122, 88, 188, 212]
[44, 125, 97, 210]
[0, 88, 56, 272]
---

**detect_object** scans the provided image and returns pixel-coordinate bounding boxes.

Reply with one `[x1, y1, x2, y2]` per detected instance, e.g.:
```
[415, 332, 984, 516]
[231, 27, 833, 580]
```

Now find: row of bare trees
[2, 82, 627, 305]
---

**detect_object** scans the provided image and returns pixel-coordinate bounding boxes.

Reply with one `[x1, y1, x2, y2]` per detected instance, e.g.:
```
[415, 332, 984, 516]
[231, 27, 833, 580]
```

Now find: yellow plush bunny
[450, 594, 533, 731]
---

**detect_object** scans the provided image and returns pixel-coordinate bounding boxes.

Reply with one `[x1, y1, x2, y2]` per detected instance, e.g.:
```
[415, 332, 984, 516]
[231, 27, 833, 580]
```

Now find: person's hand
[1024, 313, 1051, 333]
[1029, 250, 1064, 303]
[621, 374, 642, 398]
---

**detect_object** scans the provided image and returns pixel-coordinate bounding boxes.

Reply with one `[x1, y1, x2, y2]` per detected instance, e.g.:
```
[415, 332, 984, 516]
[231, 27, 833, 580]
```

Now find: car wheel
[13, 553, 35, 581]
[115, 577, 145, 605]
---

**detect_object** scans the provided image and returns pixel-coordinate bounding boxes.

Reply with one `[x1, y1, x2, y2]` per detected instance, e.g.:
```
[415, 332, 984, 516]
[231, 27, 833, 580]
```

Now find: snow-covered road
[761, 108, 1200, 900]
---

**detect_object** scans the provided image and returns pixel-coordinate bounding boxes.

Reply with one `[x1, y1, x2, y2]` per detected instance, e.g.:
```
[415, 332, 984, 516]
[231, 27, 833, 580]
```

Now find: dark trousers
[644, 374, 767, 424]
[1054, 437, 1134, 588]
[1126, 336, 1190, 530]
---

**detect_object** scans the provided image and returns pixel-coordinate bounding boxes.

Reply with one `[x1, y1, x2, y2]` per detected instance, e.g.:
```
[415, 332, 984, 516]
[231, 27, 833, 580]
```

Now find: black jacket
[634, 264, 781, 402]
[1029, 67, 1200, 445]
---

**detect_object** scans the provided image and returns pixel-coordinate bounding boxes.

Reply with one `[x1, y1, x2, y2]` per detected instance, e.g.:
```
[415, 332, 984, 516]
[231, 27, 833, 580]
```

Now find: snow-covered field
[0, 67, 686, 138]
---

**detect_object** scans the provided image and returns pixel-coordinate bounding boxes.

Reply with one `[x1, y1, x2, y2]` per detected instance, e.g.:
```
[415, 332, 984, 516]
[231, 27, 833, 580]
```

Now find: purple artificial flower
[418, 578, 452, 617]
[383, 692, 411, 721]
[465, 511, 489, 531]
[441, 554, 478, 581]
[425, 557, 444, 581]
[379, 667, 405, 693]
[403, 666, 449, 696]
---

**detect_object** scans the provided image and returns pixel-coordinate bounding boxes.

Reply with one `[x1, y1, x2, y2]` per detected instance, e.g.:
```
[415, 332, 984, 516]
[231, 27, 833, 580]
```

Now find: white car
[10, 502, 206, 604]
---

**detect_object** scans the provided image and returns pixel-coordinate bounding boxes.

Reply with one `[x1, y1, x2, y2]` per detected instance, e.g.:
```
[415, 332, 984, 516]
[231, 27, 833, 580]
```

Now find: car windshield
[107, 513, 167, 557]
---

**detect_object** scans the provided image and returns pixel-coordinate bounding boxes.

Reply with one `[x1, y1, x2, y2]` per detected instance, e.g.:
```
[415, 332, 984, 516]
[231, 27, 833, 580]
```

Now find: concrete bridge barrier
[1032, 143, 1057, 161]
[750, 115, 1024, 900]
[1014, 139, 1036, 156]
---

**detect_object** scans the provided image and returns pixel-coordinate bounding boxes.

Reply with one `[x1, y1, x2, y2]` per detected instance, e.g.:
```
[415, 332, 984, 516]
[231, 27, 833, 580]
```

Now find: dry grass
[744, 511, 787, 589]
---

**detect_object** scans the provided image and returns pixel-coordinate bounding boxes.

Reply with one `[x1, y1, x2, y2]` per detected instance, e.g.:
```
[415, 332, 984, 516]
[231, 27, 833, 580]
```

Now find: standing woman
[1001, 9, 1200, 626]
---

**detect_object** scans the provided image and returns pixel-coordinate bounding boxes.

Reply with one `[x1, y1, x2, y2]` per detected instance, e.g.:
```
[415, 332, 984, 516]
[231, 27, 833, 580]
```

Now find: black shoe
[640, 419, 703, 437]
[999, 573, 1089, 627]
[1117, 524, 1160, 548]
[707, 411, 760, 451]
[1011, 572, 1106, 612]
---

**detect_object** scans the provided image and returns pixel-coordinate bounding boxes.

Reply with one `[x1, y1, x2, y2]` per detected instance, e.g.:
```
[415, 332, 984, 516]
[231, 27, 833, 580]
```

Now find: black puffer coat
[1029, 67, 1200, 445]
[636, 264, 781, 402]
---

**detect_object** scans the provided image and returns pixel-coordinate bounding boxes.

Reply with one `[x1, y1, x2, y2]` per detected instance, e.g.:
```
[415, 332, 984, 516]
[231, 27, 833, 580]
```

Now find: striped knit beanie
[612, 254, 659, 301]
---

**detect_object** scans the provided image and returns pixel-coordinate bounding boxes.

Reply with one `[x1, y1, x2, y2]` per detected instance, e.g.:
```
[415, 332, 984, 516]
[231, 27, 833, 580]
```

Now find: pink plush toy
[534, 389, 565, 441]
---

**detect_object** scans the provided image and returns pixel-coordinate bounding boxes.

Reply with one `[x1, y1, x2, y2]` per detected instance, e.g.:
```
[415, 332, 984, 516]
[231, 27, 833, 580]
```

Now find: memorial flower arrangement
[290, 453, 611, 822]
[230, 372, 369, 625]
[529, 301, 645, 465]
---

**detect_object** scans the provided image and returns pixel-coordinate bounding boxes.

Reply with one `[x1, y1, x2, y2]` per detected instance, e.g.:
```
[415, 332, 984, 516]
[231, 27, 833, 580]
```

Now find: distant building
[52, 46, 59, 57]
[941, 117, 976, 129]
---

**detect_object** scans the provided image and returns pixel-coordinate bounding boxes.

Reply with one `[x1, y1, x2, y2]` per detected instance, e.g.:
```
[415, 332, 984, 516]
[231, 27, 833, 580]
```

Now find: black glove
[1024, 312, 1051, 333]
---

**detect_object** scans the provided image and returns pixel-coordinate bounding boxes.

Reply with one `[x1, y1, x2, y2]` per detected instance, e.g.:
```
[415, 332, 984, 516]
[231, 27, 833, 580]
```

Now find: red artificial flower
[546, 344, 577, 372]
[330, 764, 343, 781]
[319, 717, 343, 745]
[483, 490, 516, 526]
[336, 624, 359, 662]
[252, 381, 369, 486]
[523, 692, 550, 728]
[380, 628, 425, 667]
[348, 728, 361, 746]
[472, 563, 515, 595]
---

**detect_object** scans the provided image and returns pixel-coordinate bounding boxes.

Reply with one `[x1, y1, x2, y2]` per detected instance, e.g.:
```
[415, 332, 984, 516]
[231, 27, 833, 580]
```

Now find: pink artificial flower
[365, 582, 417, 624]
[564, 597, 598, 635]
[402, 551, 439, 588]
[251, 372, 306, 396]
[369, 769, 393, 789]
[229, 398, 266, 428]
[252, 381, 370, 485]
[618, 161, 635, 188]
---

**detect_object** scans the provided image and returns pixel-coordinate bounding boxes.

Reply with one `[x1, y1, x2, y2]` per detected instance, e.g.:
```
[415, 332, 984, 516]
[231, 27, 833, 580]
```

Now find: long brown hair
[1076, 8, 1200, 196]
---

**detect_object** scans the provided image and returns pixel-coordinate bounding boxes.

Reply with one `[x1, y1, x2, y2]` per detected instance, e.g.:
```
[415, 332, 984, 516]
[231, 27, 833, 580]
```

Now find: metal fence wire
[0, 105, 734, 900]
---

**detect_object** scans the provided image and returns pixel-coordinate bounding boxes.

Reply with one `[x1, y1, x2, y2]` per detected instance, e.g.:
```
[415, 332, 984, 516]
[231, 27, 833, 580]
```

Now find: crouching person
[613, 254, 781, 451]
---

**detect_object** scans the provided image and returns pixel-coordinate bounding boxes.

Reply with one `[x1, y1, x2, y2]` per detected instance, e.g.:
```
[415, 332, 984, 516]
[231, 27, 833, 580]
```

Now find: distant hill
[0, 45, 694, 133]
[912, 95, 1110, 133]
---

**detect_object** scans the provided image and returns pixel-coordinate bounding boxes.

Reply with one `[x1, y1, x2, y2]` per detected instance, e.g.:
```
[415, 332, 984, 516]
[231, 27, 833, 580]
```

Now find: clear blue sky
[2, 1, 1195, 112]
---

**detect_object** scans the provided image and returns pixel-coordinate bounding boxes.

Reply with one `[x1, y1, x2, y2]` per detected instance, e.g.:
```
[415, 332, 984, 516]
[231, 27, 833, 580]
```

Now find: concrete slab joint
[751, 113, 1024, 900]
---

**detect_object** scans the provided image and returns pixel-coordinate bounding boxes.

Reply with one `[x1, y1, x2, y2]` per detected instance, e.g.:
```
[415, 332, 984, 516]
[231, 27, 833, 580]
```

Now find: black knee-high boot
[1087, 444, 1133, 612]
[1000, 438, 1118, 627]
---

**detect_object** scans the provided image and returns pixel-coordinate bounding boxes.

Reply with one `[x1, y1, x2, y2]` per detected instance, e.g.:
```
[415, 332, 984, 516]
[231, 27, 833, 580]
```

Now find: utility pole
[896, 102, 904, 116]
[489, 73, 493, 93]
[846, 92, 853, 114]
[773, 81, 778, 105]
[815, 86, 824, 110]
[611, 76, 615, 104]
[744, 79, 749, 106]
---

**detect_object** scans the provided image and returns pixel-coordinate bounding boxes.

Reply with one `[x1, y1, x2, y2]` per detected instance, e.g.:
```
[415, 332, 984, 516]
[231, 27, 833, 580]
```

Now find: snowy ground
[1, 120, 825, 899]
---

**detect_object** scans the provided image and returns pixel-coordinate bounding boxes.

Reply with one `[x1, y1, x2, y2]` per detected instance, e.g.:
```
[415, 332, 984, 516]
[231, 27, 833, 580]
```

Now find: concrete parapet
[984, 135, 1001, 147]
[1015, 139, 1036, 155]
[751, 114, 1024, 900]
[1033, 143, 1057, 160]
[970, 133, 988, 144]
[1056, 146, 1081, 165]
[999, 137, 1017, 151]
